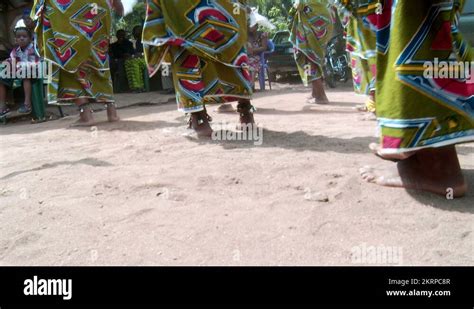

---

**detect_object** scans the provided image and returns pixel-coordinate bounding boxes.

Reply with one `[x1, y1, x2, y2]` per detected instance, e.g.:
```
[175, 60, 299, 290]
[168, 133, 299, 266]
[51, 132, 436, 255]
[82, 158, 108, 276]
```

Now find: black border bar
[0, 267, 472, 307]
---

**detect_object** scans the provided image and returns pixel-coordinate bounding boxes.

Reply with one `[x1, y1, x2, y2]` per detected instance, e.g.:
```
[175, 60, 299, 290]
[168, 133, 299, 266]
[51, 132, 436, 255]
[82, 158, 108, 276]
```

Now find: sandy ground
[0, 81, 473, 266]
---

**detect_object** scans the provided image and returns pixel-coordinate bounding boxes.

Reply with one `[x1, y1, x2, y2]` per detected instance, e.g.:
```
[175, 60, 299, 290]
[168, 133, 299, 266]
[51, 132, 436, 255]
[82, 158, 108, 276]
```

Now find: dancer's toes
[360, 164, 403, 187]
[361, 148, 467, 198]
[359, 166, 377, 182]
[362, 172, 376, 182]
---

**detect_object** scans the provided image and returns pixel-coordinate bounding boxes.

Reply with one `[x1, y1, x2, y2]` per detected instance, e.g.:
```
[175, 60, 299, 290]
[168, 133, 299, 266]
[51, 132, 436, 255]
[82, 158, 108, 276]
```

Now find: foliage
[248, 0, 294, 36]
[112, 1, 146, 37]
[113, 0, 294, 38]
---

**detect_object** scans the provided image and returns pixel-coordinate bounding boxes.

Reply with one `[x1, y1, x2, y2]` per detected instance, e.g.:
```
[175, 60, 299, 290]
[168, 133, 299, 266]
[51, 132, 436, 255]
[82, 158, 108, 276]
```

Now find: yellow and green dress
[142, 0, 253, 114]
[125, 57, 147, 91]
[375, 0, 473, 154]
[289, 0, 335, 86]
[336, 0, 378, 112]
[32, 0, 114, 105]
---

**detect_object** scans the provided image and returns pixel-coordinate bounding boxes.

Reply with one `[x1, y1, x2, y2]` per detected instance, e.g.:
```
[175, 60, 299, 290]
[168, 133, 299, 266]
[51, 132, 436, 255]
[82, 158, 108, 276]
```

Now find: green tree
[112, 1, 146, 36]
[248, 0, 294, 35]
[112, 0, 294, 37]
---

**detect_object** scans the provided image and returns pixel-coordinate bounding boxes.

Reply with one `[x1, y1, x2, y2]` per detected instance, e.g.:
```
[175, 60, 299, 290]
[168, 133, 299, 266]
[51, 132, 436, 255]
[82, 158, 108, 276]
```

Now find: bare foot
[360, 146, 467, 198]
[310, 79, 329, 104]
[307, 97, 329, 105]
[107, 104, 120, 122]
[71, 106, 97, 127]
[369, 143, 416, 162]
[237, 100, 255, 130]
[216, 104, 236, 114]
[71, 119, 97, 127]
[189, 110, 213, 138]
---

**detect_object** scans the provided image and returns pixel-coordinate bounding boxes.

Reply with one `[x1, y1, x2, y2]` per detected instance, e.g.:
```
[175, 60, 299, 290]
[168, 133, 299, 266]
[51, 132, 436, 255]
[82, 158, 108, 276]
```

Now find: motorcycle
[324, 33, 352, 88]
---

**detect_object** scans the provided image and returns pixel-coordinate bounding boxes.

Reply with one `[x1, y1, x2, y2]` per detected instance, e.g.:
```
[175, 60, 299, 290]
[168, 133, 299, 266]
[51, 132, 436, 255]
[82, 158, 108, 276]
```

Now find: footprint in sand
[0, 232, 42, 260]
[114, 208, 156, 224]
[197, 176, 216, 186]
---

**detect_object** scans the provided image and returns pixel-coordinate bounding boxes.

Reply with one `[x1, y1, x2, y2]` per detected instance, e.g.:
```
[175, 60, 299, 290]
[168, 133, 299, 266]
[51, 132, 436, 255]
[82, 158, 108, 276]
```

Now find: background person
[0, 23, 39, 116]
[110, 29, 135, 62]
[247, 7, 271, 90]
[124, 26, 147, 92]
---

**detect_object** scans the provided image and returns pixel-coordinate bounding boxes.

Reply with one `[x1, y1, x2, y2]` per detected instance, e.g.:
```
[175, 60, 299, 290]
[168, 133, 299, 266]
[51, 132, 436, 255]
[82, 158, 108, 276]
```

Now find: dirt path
[0, 84, 472, 266]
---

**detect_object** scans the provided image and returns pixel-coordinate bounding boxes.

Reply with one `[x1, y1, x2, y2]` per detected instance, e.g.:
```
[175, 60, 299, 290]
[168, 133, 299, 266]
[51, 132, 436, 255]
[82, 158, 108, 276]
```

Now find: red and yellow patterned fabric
[142, 0, 253, 113]
[375, 0, 473, 154]
[32, 0, 114, 105]
[289, 0, 335, 85]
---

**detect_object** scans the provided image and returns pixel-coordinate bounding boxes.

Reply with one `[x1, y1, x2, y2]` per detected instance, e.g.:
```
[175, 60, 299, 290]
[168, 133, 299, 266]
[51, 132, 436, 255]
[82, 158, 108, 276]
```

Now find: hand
[111, 0, 124, 16]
